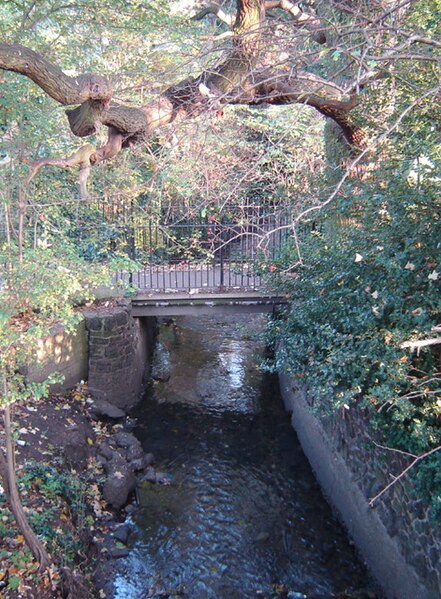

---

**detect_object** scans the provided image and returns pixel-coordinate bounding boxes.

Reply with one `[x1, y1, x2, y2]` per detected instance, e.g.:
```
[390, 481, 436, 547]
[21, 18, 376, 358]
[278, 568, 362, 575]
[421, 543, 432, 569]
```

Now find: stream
[114, 314, 376, 598]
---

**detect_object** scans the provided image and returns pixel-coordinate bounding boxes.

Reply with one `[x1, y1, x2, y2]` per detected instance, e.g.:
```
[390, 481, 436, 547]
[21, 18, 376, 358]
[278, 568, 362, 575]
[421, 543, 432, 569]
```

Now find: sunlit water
[114, 315, 376, 598]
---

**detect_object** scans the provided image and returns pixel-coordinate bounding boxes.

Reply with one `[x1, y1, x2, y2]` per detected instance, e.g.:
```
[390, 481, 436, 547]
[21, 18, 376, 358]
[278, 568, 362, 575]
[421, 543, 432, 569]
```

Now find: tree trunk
[17, 188, 25, 264]
[2, 377, 52, 572]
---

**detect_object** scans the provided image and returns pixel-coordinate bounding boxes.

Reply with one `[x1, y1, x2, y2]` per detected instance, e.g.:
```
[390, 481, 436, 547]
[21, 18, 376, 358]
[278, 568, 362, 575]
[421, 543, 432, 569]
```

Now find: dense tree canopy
[1, 0, 438, 171]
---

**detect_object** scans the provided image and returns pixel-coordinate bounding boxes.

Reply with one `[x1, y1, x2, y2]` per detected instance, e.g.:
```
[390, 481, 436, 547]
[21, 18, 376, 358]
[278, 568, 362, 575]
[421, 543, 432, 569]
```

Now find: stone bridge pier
[83, 299, 156, 411]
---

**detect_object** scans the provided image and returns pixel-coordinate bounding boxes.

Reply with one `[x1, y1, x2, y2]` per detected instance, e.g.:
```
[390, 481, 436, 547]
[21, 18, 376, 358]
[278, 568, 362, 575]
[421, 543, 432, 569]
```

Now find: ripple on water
[114, 315, 377, 599]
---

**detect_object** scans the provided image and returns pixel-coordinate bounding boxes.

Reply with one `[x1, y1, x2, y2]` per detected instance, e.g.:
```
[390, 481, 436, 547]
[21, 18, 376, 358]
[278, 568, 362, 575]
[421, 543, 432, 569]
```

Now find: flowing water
[114, 315, 376, 599]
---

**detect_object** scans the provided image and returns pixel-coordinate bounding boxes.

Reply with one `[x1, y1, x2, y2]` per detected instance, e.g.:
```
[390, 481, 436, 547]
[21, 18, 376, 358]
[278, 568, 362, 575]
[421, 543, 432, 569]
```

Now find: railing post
[220, 228, 225, 289]
[128, 199, 135, 287]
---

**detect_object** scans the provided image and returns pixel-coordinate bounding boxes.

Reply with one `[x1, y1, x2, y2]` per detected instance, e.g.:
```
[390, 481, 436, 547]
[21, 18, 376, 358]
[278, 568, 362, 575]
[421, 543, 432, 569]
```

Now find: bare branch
[369, 445, 441, 507]
[265, 0, 326, 43]
[372, 441, 417, 459]
[401, 337, 441, 350]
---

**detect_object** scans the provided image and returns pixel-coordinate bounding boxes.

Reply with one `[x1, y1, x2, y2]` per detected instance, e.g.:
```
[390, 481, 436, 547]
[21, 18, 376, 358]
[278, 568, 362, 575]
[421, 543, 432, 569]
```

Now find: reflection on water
[114, 315, 376, 599]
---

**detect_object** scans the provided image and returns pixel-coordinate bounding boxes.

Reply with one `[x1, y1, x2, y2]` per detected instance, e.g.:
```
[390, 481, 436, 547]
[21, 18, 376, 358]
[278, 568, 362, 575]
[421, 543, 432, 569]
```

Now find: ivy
[267, 168, 441, 517]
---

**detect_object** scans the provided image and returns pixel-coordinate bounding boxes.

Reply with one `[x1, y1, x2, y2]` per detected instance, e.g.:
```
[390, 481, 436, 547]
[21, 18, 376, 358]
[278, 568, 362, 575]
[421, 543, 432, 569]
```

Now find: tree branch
[265, 0, 326, 43]
[0, 0, 364, 180]
[369, 445, 441, 507]
[233, 69, 360, 143]
[401, 337, 441, 350]
[0, 43, 112, 105]
[192, 4, 235, 26]
[194, 0, 326, 43]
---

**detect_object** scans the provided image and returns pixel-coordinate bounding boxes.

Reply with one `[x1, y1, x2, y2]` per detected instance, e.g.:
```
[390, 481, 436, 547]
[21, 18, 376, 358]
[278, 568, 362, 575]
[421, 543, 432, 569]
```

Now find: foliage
[19, 460, 93, 562]
[0, 237, 128, 407]
[0, 457, 95, 591]
[259, 0, 441, 518]
[267, 153, 441, 517]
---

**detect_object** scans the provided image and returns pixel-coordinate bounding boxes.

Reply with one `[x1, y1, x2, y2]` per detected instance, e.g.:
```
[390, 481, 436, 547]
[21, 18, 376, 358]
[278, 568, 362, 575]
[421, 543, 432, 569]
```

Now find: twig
[372, 441, 417, 459]
[369, 445, 441, 507]
[400, 337, 441, 349]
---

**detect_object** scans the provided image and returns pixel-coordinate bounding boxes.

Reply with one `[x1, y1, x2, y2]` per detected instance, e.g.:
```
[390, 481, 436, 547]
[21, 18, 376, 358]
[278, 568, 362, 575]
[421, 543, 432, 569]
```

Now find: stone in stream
[143, 452, 155, 466]
[141, 466, 157, 483]
[102, 456, 136, 509]
[113, 524, 131, 545]
[254, 531, 270, 543]
[151, 342, 171, 382]
[89, 399, 126, 420]
[130, 457, 144, 471]
[126, 441, 144, 462]
[109, 546, 130, 559]
[139, 467, 173, 485]
[155, 471, 173, 485]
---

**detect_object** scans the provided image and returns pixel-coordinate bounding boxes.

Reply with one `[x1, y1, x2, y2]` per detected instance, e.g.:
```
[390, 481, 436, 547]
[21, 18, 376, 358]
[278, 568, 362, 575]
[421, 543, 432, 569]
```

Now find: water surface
[114, 315, 376, 598]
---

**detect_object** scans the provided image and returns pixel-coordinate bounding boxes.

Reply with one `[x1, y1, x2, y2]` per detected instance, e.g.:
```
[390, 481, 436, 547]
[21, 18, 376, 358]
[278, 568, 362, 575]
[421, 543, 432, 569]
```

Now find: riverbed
[114, 314, 376, 598]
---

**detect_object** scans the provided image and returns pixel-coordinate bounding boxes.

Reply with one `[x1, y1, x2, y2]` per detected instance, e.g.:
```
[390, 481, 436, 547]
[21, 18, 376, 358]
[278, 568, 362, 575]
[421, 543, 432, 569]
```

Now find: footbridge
[110, 208, 294, 315]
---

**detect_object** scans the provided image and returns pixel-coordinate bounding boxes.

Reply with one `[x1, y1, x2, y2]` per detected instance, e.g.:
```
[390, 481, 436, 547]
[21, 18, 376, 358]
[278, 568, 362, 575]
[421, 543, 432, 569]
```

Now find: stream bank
[279, 377, 441, 599]
[0, 385, 155, 598]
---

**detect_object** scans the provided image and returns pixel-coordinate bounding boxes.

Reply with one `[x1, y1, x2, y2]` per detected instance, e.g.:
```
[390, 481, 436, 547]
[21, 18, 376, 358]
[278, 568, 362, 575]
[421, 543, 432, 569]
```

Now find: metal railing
[4, 199, 296, 292]
[115, 211, 293, 292]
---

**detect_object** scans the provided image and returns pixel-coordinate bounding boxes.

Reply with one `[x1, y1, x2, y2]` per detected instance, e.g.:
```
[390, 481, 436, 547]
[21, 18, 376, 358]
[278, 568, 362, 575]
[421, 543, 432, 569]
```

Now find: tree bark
[0, 43, 112, 105]
[0, 0, 364, 168]
[2, 377, 52, 572]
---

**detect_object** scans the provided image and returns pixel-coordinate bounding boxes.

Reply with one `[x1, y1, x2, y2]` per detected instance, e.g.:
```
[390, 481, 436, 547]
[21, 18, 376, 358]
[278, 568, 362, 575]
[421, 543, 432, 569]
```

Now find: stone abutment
[83, 300, 156, 410]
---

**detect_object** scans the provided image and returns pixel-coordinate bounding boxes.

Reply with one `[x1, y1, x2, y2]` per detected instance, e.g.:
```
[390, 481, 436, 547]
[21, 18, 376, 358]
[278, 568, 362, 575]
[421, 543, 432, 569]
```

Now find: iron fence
[3, 198, 299, 292]
[115, 211, 294, 291]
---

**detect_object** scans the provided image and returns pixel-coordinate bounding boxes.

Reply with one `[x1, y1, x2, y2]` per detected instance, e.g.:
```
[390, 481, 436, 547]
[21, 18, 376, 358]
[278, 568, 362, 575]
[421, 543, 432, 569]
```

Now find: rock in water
[151, 342, 171, 382]
[89, 399, 126, 419]
[113, 524, 130, 544]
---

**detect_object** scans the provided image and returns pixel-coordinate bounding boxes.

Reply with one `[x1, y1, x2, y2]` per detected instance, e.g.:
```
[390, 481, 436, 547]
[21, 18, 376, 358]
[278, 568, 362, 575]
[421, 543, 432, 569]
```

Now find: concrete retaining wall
[26, 319, 88, 391]
[84, 300, 156, 410]
[279, 375, 440, 599]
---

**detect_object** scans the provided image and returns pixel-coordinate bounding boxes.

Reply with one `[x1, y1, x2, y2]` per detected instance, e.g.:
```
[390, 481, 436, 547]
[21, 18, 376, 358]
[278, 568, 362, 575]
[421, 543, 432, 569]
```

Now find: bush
[267, 169, 441, 516]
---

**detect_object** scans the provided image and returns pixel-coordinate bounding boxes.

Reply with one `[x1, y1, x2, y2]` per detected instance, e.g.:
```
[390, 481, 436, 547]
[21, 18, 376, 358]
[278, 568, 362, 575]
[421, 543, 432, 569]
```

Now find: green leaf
[8, 575, 20, 591]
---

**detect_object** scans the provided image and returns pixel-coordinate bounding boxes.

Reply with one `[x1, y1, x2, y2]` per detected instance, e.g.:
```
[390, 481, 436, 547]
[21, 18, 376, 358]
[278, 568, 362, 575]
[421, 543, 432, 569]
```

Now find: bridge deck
[132, 290, 287, 316]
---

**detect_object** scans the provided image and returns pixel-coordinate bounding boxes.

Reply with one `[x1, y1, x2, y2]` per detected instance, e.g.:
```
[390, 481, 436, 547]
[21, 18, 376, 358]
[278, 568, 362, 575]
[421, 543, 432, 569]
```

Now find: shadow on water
[114, 315, 377, 599]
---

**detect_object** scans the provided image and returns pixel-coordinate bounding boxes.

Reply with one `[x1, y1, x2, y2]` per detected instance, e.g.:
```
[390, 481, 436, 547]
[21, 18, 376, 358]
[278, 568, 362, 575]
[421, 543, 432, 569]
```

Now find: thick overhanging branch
[232, 69, 362, 144]
[0, 43, 112, 105]
[0, 0, 361, 183]
[193, 0, 326, 44]
[0, 43, 362, 171]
